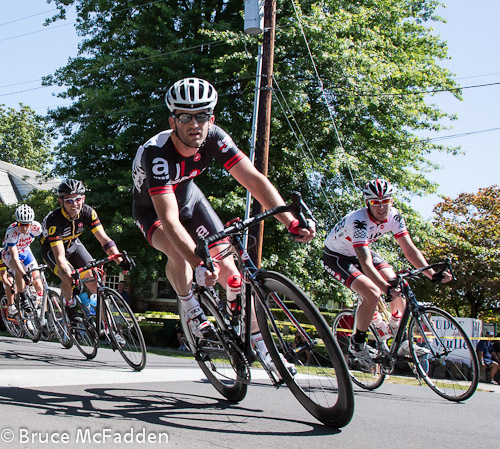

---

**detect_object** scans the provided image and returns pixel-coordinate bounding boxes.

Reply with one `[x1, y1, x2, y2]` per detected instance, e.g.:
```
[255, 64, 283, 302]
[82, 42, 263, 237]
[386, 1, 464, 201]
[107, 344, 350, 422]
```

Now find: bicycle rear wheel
[102, 288, 146, 371]
[255, 271, 354, 428]
[0, 296, 24, 338]
[332, 309, 386, 390]
[180, 291, 249, 402]
[71, 299, 99, 359]
[408, 306, 479, 401]
[47, 290, 73, 349]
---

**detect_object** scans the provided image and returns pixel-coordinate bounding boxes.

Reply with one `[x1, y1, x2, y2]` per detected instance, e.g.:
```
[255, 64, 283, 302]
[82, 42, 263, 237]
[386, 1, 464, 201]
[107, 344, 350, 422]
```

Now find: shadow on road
[0, 383, 340, 437]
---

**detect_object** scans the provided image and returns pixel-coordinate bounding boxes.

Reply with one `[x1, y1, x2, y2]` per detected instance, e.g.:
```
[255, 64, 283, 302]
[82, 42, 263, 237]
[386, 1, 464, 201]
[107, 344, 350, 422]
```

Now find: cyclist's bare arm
[229, 158, 316, 242]
[397, 235, 452, 283]
[93, 227, 124, 264]
[8, 246, 26, 276]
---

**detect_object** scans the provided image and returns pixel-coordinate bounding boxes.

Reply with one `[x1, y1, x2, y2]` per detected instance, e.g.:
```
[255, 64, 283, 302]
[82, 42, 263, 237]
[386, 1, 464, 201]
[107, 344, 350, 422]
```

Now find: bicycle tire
[17, 293, 41, 342]
[408, 306, 479, 401]
[47, 290, 73, 349]
[71, 298, 99, 359]
[255, 271, 354, 428]
[332, 309, 386, 391]
[102, 288, 147, 371]
[0, 296, 24, 338]
[180, 291, 249, 402]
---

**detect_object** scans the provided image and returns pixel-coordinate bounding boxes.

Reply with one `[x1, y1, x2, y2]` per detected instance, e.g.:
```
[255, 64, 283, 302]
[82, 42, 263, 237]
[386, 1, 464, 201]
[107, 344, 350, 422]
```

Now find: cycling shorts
[2, 247, 37, 270]
[133, 183, 228, 251]
[321, 247, 390, 289]
[41, 238, 93, 276]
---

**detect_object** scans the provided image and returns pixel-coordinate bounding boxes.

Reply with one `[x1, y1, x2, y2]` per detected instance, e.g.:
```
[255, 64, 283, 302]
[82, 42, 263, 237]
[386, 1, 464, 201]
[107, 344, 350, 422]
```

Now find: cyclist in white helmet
[132, 77, 315, 376]
[322, 179, 452, 367]
[1, 204, 44, 315]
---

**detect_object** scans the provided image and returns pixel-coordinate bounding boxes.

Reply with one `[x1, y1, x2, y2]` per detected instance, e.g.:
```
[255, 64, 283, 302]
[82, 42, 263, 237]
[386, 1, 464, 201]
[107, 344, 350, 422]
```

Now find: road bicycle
[68, 252, 147, 371]
[180, 193, 354, 428]
[25, 265, 73, 349]
[0, 279, 24, 338]
[332, 259, 479, 402]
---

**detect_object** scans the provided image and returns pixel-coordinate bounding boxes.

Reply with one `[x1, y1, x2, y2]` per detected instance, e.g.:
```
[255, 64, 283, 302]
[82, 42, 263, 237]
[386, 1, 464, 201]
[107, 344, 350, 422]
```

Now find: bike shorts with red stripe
[321, 247, 390, 289]
[133, 183, 229, 253]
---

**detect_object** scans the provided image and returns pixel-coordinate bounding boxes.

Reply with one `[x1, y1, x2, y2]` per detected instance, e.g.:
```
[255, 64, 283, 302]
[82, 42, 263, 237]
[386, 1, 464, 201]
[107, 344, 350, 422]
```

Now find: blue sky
[1, 1, 499, 218]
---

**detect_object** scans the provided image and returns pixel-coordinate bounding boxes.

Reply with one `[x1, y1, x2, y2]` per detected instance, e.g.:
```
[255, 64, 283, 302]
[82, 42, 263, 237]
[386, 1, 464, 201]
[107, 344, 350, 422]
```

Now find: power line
[0, 9, 57, 27]
[428, 127, 500, 142]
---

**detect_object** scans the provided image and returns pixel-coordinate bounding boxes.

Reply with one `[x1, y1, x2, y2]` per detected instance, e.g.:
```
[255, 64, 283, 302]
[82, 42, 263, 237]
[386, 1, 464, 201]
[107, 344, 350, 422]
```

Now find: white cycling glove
[195, 262, 220, 287]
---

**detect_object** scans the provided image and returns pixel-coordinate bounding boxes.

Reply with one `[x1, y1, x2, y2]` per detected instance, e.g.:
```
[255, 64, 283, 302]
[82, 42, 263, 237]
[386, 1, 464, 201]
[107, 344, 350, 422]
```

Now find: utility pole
[248, 0, 276, 267]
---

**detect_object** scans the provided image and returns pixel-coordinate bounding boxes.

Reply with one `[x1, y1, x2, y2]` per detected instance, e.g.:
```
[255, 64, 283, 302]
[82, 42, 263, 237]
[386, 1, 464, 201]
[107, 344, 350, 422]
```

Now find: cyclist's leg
[374, 252, 405, 318]
[322, 249, 379, 364]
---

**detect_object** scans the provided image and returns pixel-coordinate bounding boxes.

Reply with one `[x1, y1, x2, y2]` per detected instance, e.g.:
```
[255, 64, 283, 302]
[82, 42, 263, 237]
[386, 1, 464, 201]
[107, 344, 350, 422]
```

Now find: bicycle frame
[197, 192, 317, 380]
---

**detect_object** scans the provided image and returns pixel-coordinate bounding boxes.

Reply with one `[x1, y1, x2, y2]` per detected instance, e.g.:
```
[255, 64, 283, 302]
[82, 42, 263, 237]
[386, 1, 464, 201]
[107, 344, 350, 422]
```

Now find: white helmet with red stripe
[363, 179, 395, 200]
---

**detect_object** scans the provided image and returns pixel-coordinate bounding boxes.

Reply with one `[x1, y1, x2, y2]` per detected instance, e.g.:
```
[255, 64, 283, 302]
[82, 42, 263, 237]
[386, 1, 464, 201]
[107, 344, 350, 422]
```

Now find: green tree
[44, 0, 458, 306]
[0, 104, 54, 172]
[418, 186, 500, 319]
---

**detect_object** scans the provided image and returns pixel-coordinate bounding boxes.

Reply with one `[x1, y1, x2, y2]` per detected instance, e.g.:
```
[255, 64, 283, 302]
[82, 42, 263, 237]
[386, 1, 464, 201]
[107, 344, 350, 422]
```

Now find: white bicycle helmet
[15, 204, 35, 224]
[165, 78, 218, 113]
[363, 179, 395, 200]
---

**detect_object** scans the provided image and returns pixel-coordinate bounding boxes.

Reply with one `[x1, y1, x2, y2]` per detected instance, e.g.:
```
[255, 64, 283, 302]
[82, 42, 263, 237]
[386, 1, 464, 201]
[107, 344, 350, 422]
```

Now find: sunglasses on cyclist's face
[17, 222, 30, 227]
[63, 196, 84, 204]
[368, 198, 392, 206]
[173, 112, 212, 124]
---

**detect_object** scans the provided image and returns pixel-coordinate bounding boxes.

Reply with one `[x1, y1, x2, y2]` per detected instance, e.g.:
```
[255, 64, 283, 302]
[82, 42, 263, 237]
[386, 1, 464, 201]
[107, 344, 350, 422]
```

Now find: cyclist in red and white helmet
[133, 77, 315, 376]
[322, 179, 451, 368]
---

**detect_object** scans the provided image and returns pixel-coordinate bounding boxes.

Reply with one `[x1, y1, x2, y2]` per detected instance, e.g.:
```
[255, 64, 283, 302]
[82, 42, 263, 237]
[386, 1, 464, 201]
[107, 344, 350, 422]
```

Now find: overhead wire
[288, 0, 360, 216]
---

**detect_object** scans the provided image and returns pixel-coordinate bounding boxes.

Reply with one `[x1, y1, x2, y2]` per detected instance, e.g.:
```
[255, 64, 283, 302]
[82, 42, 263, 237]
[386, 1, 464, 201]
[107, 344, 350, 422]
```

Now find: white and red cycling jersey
[1, 221, 42, 261]
[324, 207, 408, 257]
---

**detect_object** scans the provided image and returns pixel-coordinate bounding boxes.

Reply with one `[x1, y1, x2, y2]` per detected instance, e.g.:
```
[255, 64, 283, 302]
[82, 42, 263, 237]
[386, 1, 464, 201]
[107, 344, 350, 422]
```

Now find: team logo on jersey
[48, 226, 57, 235]
[195, 225, 210, 239]
[353, 220, 367, 239]
[151, 157, 170, 180]
[91, 210, 97, 220]
[193, 153, 201, 162]
[218, 135, 235, 153]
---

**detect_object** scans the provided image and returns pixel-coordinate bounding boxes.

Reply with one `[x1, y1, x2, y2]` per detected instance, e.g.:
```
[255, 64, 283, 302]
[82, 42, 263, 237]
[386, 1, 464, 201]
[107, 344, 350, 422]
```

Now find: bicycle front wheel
[102, 288, 147, 371]
[71, 299, 99, 359]
[408, 306, 479, 401]
[47, 290, 73, 349]
[255, 271, 354, 428]
[332, 309, 386, 390]
[0, 296, 24, 338]
[181, 291, 249, 402]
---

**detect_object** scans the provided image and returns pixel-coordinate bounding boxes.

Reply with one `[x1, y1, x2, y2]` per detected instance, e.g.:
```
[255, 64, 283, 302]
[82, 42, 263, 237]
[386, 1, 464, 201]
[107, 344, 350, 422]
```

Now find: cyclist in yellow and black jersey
[41, 179, 129, 324]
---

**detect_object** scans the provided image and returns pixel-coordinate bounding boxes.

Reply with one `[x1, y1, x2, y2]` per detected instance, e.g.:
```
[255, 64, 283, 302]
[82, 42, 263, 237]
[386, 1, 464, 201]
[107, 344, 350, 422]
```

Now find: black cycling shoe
[22, 299, 32, 313]
[66, 305, 82, 326]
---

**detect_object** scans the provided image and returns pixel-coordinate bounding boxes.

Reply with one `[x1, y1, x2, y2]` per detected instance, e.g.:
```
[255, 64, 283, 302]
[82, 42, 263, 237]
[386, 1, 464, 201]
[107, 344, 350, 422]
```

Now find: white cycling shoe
[264, 352, 297, 380]
[398, 340, 430, 357]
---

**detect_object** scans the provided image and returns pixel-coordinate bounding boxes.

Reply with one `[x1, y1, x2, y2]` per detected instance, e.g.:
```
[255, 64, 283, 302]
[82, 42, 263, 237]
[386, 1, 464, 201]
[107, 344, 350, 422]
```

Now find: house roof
[0, 161, 60, 205]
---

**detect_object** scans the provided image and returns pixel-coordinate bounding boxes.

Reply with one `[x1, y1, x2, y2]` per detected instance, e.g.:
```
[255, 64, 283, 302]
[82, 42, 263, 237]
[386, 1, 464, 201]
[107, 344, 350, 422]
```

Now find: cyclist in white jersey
[1, 205, 43, 314]
[322, 179, 451, 366]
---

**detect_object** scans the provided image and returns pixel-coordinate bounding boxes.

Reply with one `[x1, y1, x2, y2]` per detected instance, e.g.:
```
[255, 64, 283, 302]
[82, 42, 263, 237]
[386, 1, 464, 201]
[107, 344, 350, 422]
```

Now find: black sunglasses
[173, 112, 212, 124]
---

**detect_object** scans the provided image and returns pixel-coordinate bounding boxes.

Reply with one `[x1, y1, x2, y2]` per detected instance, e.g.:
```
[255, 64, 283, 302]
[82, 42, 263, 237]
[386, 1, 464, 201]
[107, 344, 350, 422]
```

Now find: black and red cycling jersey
[40, 204, 103, 251]
[132, 124, 245, 210]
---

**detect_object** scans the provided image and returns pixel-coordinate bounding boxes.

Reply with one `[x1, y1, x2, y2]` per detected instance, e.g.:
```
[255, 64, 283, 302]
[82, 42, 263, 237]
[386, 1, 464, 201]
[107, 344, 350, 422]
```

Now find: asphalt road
[0, 336, 498, 449]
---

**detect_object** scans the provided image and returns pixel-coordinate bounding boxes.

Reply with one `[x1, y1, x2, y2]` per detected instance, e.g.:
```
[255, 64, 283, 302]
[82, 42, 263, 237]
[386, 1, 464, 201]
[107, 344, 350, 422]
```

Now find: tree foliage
[43, 0, 458, 305]
[0, 104, 54, 172]
[417, 186, 500, 319]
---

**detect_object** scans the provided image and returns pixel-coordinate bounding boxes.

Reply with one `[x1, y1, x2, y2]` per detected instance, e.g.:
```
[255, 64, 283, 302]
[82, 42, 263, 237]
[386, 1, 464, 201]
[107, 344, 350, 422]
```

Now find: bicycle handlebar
[196, 192, 315, 271]
[396, 257, 454, 282]
[71, 251, 134, 281]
